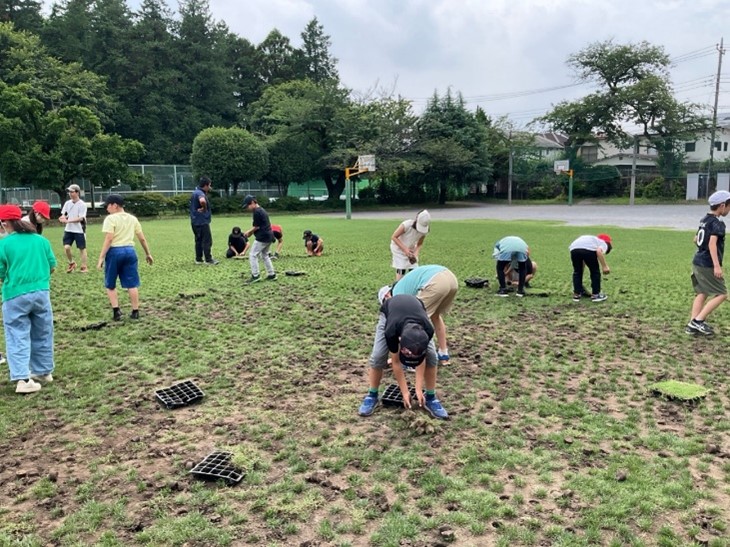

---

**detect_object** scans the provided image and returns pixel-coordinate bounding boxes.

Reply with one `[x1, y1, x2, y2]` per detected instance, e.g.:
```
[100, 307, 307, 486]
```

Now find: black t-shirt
[305, 234, 321, 247]
[693, 213, 726, 267]
[228, 233, 247, 253]
[380, 295, 434, 354]
[252, 207, 273, 243]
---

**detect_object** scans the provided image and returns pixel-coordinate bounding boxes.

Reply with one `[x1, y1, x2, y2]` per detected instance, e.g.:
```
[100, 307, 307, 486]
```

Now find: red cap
[0, 204, 22, 221]
[597, 233, 612, 245]
[32, 201, 51, 218]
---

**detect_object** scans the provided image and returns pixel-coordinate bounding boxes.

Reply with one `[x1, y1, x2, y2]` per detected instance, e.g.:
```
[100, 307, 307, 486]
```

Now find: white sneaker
[16, 379, 42, 394]
[31, 373, 53, 383]
[0, 353, 5, 365]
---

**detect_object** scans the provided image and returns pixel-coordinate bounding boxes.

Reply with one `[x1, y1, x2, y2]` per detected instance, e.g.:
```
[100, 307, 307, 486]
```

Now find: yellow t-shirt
[102, 212, 142, 247]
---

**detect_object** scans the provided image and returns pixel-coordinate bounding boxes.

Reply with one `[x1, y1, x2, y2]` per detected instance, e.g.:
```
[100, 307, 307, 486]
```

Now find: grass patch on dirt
[0, 213, 729, 546]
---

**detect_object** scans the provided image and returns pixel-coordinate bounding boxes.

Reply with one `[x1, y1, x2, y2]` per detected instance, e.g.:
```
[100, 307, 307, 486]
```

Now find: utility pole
[708, 37, 725, 192]
[629, 135, 638, 206]
[507, 129, 513, 205]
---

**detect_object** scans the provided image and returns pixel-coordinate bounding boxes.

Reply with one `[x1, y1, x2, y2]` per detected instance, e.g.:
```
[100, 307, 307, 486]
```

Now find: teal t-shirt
[492, 236, 528, 258]
[0, 232, 57, 301]
[392, 265, 446, 296]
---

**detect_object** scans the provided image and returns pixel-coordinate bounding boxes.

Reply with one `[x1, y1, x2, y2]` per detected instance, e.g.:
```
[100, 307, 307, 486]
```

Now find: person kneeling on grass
[686, 190, 730, 336]
[569, 234, 612, 302]
[0, 204, 57, 394]
[226, 226, 249, 259]
[97, 194, 153, 321]
[493, 236, 531, 297]
[358, 294, 448, 420]
[303, 230, 324, 256]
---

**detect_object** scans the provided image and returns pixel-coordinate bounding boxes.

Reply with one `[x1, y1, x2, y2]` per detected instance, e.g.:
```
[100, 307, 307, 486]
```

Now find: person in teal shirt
[0, 205, 56, 394]
[379, 264, 458, 365]
[493, 236, 530, 297]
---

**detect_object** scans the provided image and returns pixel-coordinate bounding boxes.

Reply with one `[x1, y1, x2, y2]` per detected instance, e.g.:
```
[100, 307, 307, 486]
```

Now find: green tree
[0, 0, 43, 34]
[42, 0, 93, 64]
[417, 90, 491, 204]
[539, 40, 708, 179]
[190, 126, 268, 195]
[0, 22, 115, 122]
[247, 79, 352, 199]
[167, 0, 237, 162]
[299, 17, 339, 84]
[123, 0, 181, 162]
[255, 29, 300, 86]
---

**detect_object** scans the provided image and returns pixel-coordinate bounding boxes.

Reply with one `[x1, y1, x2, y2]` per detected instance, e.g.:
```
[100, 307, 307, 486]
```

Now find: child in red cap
[568, 234, 612, 302]
[0, 205, 57, 393]
[22, 201, 51, 235]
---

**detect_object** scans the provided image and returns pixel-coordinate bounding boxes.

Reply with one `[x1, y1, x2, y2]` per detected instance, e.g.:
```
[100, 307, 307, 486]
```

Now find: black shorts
[63, 231, 86, 249]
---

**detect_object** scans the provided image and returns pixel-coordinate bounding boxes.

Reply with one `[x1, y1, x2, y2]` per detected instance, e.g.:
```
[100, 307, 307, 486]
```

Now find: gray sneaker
[591, 293, 608, 303]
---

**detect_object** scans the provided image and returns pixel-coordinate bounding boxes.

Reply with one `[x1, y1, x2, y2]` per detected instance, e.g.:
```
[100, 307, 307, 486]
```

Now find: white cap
[709, 190, 730, 206]
[377, 285, 391, 304]
[415, 210, 430, 234]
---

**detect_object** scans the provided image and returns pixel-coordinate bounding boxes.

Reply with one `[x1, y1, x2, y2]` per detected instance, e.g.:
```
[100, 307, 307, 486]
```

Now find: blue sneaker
[358, 394, 379, 416]
[424, 397, 449, 419]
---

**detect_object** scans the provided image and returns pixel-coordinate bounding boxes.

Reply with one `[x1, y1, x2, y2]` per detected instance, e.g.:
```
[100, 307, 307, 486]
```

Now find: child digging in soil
[569, 234, 612, 302]
[358, 294, 448, 420]
[0, 204, 57, 394]
[686, 190, 730, 335]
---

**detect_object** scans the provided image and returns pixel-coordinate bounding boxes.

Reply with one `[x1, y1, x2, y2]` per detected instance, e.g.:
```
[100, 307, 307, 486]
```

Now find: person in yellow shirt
[96, 195, 153, 321]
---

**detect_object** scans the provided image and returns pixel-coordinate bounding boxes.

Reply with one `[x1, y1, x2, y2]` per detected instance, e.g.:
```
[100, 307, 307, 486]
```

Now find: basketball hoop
[554, 160, 569, 174]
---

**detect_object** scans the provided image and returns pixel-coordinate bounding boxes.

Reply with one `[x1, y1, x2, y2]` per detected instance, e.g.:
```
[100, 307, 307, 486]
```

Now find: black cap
[104, 194, 125, 207]
[399, 323, 429, 367]
[242, 195, 255, 207]
[302, 230, 312, 239]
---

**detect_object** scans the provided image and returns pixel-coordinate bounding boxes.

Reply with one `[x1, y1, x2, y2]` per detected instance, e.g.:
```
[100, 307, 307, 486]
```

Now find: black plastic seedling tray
[155, 380, 204, 409]
[189, 451, 243, 486]
[381, 383, 424, 407]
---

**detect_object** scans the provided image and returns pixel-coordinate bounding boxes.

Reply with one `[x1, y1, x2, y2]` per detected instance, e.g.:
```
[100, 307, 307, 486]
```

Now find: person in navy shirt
[189, 176, 218, 265]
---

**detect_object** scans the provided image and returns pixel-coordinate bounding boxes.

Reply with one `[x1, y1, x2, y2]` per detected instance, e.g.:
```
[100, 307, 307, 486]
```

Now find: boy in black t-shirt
[358, 294, 449, 420]
[687, 190, 730, 335]
[225, 226, 249, 258]
[242, 195, 276, 283]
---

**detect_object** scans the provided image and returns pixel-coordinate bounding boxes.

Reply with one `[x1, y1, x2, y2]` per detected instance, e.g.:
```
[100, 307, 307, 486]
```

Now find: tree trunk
[324, 171, 345, 201]
[438, 182, 447, 205]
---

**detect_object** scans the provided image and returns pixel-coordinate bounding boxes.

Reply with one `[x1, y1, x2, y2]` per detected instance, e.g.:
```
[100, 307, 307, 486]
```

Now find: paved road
[339, 203, 709, 231]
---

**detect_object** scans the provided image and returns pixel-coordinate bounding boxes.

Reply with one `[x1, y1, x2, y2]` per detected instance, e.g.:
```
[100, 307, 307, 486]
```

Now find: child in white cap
[686, 190, 730, 335]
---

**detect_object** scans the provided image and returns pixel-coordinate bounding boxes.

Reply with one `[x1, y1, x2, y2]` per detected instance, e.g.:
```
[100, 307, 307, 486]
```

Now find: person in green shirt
[0, 204, 57, 394]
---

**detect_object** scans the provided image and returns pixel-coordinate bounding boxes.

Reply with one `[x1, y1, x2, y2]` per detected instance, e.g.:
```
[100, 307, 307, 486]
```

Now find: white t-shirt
[390, 219, 425, 269]
[61, 199, 87, 234]
[569, 235, 607, 253]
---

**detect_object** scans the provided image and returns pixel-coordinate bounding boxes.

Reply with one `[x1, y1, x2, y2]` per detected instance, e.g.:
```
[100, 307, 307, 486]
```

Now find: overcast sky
[49, 0, 730, 125]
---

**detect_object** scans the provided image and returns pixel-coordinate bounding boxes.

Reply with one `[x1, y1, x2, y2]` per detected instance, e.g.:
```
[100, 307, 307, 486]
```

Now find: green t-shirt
[0, 232, 57, 301]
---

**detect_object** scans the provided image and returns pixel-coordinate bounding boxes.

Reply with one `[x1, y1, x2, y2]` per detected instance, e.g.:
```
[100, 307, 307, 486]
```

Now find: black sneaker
[130, 310, 140, 320]
[113, 309, 123, 321]
[685, 324, 698, 335]
[266, 273, 277, 281]
[516, 289, 525, 298]
[205, 259, 220, 265]
[497, 288, 509, 297]
[689, 319, 713, 335]
[572, 293, 581, 302]
[246, 275, 261, 284]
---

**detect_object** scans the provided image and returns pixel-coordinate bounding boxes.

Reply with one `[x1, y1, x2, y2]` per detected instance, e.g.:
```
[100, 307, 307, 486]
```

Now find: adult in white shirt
[59, 184, 88, 273]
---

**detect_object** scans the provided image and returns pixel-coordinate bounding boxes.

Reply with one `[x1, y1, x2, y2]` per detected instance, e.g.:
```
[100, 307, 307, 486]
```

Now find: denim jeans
[249, 240, 274, 277]
[3, 290, 54, 381]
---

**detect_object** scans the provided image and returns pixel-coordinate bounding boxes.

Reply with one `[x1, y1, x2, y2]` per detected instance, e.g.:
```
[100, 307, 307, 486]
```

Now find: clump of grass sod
[650, 380, 709, 402]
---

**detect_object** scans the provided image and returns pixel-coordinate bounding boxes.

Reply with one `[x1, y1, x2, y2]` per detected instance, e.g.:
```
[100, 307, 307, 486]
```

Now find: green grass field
[0, 212, 728, 547]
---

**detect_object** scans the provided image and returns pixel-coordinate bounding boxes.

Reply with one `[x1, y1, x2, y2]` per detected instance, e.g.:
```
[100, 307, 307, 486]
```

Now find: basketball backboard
[554, 160, 569, 174]
[357, 155, 376, 172]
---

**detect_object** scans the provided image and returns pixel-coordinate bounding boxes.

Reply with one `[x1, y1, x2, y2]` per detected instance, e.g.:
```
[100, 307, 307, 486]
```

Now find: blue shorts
[104, 246, 140, 290]
[63, 231, 86, 249]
